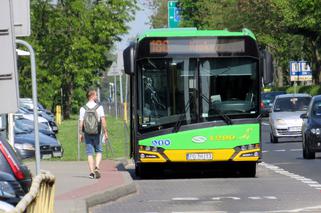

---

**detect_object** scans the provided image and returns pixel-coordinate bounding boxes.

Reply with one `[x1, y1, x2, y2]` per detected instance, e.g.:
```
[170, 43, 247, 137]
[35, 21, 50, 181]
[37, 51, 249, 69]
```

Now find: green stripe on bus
[139, 123, 259, 150]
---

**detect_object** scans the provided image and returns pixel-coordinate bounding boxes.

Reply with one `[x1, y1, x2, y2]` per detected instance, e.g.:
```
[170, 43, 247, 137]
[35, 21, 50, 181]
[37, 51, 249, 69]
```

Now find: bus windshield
[200, 58, 258, 120]
[137, 57, 259, 129]
[138, 58, 197, 128]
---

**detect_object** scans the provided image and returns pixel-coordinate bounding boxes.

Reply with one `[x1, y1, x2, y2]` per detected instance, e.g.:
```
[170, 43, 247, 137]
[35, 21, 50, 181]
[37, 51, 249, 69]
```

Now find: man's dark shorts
[84, 134, 103, 155]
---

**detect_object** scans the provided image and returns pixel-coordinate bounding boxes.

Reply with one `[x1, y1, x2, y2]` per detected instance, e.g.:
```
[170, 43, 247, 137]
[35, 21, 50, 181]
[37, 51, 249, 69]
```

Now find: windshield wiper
[172, 98, 194, 133]
[200, 93, 233, 125]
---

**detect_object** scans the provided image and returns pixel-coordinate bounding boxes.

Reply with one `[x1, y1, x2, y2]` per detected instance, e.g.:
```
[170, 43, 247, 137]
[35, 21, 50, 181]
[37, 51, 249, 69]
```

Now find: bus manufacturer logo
[152, 139, 171, 146]
[192, 136, 207, 143]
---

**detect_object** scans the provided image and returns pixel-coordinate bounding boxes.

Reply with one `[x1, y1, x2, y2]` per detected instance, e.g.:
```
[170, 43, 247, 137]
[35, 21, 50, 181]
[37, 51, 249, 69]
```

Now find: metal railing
[10, 171, 55, 213]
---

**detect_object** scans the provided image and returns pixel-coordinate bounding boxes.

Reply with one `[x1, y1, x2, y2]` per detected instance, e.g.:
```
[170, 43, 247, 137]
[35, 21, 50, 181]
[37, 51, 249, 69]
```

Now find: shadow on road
[125, 164, 258, 180]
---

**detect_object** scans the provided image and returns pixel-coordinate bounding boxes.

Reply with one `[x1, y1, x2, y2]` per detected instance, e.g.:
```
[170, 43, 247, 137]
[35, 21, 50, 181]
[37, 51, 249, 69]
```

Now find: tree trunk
[311, 40, 321, 84]
[276, 65, 284, 87]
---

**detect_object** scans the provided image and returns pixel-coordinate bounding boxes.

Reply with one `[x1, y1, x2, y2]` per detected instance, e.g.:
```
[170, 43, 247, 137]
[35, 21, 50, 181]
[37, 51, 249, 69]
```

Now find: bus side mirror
[123, 43, 135, 75]
[260, 49, 274, 84]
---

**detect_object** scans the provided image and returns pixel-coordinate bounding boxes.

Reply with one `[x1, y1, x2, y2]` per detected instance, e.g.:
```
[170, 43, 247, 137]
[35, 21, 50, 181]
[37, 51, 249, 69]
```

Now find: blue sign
[290, 61, 312, 81]
[152, 139, 171, 146]
[168, 1, 180, 28]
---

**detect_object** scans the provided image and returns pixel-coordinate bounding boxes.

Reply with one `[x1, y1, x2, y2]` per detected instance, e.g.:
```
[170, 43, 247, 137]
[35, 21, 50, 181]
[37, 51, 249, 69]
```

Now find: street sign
[12, 0, 30, 37]
[168, 1, 180, 28]
[107, 62, 122, 76]
[0, 0, 19, 114]
[290, 61, 312, 81]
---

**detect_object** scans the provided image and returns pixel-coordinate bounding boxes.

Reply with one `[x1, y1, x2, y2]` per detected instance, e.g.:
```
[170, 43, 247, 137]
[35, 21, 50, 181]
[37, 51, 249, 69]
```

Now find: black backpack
[83, 105, 101, 134]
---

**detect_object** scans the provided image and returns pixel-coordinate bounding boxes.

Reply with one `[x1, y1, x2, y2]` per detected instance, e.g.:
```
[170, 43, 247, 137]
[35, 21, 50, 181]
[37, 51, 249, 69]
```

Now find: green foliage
[283, 85, 321, 96]
[18, 0, 137, 116]
[147, 0, 321, 85]
[57, 115, 129, 161]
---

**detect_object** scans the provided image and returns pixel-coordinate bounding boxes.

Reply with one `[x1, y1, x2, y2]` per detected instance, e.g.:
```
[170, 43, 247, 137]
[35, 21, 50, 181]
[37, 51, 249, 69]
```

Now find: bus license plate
[187, 153, 213, 160]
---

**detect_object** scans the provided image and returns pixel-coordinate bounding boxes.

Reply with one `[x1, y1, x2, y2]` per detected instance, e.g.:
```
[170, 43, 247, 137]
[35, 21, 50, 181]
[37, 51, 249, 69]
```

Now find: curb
[69, 160, 136, 213]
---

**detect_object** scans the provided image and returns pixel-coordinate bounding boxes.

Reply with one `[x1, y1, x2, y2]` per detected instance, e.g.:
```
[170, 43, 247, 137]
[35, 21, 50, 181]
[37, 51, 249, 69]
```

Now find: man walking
[79, 89, 108, 179]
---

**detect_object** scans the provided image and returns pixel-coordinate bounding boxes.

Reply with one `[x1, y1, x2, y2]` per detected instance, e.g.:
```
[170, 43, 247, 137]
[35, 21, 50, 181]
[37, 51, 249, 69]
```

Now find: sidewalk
[25, 159, 136, 213]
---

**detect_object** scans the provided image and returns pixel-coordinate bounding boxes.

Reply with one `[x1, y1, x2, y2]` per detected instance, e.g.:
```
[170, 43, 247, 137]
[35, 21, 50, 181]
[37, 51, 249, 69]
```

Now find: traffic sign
[0, 0, 19, 113]
[168, 1, 180, 28]
[290, 61, 312, 81]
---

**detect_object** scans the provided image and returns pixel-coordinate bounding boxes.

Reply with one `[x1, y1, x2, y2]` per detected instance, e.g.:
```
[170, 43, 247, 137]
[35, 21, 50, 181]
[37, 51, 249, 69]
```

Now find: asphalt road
[93, 119, 321, 213]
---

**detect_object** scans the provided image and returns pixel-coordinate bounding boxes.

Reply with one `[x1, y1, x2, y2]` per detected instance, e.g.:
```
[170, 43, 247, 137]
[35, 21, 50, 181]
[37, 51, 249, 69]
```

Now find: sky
[117, 2, 153, 52]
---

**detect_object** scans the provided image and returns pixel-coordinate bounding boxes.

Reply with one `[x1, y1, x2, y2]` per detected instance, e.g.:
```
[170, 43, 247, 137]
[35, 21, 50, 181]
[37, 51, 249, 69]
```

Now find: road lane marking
[263, 196, 277, 199]
[262, 150, 268, 153]
[275, 149, 286, 152]
[248, 196, 261, 200]
[261, 162, 321, 192]
[240, 205, 321, 213]
[212, 197, 240, 200]
[172, 197, 199, 201]
[290, 149, 302, 151]
[309, 184, 321, 188]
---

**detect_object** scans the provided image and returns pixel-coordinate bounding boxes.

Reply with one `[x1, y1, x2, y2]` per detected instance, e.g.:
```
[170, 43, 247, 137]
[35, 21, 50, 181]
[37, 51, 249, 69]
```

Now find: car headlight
[14, 143, 35, 151]
[311, 128, 321, 135]
[275, 119, 286, 125]
[0, 181, 16, 198]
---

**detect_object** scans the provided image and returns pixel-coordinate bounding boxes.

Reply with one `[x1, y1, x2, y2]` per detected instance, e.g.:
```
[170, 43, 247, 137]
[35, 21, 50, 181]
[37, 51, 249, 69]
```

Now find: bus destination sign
[149, 38, 245, 55]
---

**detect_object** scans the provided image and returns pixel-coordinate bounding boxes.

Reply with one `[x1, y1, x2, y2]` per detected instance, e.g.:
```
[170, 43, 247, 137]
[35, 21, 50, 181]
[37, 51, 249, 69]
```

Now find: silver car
[269, 94, 311, 143]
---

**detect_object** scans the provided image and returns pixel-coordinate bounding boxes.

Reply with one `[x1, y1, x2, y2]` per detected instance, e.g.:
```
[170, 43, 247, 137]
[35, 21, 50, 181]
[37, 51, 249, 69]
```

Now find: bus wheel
[239, 163, 256, 177]
[135, 163, 141, 177]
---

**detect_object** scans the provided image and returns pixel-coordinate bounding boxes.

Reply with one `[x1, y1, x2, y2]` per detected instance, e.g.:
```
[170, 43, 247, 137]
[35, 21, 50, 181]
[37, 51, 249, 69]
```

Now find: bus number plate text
[186, 153, 213, 160]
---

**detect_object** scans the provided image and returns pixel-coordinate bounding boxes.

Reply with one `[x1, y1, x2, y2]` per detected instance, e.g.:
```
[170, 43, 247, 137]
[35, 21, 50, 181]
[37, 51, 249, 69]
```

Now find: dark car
[301, 95, 321, 159]
[0, 136, 32, 205]
[0, 171, 25, 205]
[18, 107, 58, 134]
[261, 91, 286, 115]
[14, 126, 63, 159]
[15, 117, 56, 138]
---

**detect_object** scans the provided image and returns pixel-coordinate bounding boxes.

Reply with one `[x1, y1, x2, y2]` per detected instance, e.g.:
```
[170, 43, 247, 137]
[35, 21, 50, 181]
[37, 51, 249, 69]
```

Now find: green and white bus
[123, 28, 272, 177]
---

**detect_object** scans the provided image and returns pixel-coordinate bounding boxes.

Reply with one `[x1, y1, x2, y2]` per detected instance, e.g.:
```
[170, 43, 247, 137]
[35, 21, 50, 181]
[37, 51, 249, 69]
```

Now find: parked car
[0, 171, 25, 205]
[0, 136, 32, 203]
[15, 113, 53, 133]
[269, 93, 312, 143]
[14, 126, 63, 159]
[261, 91, 286, 116]
[17, 107, 58, 134]
[15, 117, 56, 138]
[301, 95, 321, 159]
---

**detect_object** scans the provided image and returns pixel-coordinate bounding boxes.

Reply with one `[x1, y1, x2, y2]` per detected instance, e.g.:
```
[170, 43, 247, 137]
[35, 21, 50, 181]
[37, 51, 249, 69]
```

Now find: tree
[19, 0, 137, 118]
[143, 0, 168, 28]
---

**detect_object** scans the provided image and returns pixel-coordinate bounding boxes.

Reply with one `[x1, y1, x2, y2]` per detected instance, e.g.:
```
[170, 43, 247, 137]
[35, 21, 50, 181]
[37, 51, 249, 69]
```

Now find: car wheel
[270, 133, 278, 143]
[303, 136, 315, 159]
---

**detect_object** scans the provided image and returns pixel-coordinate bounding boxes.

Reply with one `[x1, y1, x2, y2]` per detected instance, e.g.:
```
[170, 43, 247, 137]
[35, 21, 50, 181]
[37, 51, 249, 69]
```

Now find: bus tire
[135, 163, 141, 177]
[240, 163, 256, 177]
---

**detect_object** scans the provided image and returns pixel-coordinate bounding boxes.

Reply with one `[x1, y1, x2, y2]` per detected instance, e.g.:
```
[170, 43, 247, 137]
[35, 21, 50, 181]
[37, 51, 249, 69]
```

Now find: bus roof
[138, 28, 256, 41]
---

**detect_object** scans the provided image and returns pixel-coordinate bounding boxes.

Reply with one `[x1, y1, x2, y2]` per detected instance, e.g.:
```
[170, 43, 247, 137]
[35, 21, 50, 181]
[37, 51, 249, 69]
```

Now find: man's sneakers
[89, 167, 101, 179]
[89, 173, 95, 179]
[94, 167, 101, 179]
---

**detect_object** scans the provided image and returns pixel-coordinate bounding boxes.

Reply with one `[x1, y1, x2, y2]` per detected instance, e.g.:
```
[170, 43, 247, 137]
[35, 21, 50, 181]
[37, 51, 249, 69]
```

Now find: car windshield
[274, 97, 311, 112]
[15, 118, 49, 132]
[312, 101, 321, 117]
[262, 92, 285, 103]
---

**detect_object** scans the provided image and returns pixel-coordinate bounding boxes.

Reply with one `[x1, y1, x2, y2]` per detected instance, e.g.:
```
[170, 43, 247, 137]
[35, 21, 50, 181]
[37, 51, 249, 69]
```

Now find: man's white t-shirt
[79, 100, 105, 121]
